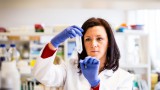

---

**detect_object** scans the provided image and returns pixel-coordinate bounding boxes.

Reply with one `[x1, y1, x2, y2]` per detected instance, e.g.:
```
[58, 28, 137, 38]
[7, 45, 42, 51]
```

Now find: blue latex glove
[80, 56, 100, 87]
[51, 25, 83, 48]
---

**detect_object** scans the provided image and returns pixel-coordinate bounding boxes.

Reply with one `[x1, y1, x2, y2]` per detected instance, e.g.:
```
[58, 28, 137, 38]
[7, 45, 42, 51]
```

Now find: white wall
[0, 8, 126, 28]
[1, 0, 160, 28]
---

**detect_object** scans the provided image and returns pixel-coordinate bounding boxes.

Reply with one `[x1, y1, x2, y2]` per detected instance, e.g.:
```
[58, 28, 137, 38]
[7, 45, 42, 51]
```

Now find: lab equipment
[1, 61, 21, 90]
[76, 35, 83, 54]
[0, 44, 8, 69]
[8, 44, 20, 62]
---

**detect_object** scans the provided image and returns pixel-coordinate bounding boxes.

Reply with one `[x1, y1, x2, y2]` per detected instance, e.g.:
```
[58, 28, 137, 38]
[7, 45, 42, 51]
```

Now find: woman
[32, 17, 133, 90]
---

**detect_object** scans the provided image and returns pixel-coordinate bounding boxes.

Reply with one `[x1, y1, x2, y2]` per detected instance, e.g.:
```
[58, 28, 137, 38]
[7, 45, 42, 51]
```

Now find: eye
[97, 37, 103, 41]
[85, 38, 91, 41]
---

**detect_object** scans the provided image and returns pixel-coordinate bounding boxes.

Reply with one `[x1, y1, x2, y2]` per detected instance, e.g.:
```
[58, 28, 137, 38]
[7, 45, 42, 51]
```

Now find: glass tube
[76, 35, 83, 54]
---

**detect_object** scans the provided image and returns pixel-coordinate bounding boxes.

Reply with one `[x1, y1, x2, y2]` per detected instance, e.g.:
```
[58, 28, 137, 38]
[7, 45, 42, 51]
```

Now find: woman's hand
[80, 56, 100, 87]
[51, 25, 83, 48]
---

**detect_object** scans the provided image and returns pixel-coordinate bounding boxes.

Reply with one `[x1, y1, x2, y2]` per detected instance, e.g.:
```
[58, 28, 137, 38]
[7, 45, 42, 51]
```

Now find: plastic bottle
[21, 44, 29, 59]
[0, 44, 8, 70]
[133, 75, 139, 90]
[1, 61, 21, 90]
[0, 44, 6, 89]
[133, 38, 140, 65]
[8, 44, 20, 62]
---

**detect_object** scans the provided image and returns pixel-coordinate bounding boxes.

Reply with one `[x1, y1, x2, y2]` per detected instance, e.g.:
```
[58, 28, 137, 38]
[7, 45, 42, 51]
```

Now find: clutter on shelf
[116, 23, 144, 32]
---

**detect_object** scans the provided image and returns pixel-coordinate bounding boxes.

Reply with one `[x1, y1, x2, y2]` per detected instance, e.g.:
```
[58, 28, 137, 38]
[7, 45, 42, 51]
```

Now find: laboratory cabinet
[0, 26, 67, 90]
[0, 25, 68, 61]
[115, 30, 151, 89]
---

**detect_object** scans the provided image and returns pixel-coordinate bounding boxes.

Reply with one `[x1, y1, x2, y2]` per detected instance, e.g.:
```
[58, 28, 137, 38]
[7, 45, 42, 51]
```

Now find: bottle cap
[10, 44, 16, 47]
[0, 44, 6, 47]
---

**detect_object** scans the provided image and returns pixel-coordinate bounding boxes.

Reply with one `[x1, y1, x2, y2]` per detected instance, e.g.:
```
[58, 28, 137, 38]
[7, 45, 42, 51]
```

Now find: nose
[91, 40, 98, 48]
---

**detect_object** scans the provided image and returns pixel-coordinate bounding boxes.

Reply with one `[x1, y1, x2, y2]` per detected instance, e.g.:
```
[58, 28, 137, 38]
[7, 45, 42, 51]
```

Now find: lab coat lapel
[99, 69, 120, 90]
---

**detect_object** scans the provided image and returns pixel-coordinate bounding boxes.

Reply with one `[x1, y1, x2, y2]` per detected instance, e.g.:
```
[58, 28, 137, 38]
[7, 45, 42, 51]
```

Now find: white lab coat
[32, 47, 134, 90]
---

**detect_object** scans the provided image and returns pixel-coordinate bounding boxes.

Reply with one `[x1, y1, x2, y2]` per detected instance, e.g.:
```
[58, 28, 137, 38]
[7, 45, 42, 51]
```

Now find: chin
[90, 55, 100, 59]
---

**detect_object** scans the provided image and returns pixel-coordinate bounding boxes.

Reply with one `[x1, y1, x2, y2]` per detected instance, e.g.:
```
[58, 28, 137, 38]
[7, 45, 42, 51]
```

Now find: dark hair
[78, 17, 120, 71]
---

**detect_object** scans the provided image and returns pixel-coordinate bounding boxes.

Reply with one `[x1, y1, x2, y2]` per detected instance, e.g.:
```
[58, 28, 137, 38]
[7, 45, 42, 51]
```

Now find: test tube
[76, 35, 83, 54]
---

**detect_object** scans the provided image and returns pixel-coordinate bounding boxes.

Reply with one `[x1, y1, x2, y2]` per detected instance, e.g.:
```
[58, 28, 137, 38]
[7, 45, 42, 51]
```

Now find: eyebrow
[84, 35, 102, 37]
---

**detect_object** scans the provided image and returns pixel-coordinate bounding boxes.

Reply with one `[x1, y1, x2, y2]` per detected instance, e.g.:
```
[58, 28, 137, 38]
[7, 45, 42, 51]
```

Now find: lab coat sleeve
[32, 44, 67, 87]
[41, 43, 57, 58]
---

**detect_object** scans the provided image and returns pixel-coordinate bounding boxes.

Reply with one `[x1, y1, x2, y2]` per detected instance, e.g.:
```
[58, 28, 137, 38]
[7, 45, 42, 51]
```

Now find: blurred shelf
[120, 64, 149, 68]
[30, 54, 39, 58]
[0, 32, 59, 41]
[30, 44, 45, 48]
[115, 30, 148, 36]
[0, 32, 57, 36]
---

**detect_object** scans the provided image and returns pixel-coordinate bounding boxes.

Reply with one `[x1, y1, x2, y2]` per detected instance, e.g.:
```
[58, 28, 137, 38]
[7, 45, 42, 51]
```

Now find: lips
[91, 51, 99, 52]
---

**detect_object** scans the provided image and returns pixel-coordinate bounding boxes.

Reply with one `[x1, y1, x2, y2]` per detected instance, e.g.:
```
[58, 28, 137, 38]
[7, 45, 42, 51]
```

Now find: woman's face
[84, 26, 109, 61]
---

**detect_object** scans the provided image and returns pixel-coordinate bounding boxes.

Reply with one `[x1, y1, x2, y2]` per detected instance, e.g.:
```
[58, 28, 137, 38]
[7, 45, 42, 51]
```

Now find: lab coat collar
[102, 69, 114, 77]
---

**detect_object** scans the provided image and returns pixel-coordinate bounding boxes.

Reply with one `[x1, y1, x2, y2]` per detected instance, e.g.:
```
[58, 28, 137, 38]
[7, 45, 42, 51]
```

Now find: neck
[99, 57, 107, 73]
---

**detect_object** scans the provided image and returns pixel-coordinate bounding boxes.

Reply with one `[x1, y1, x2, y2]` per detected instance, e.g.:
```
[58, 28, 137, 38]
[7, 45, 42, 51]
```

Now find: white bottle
[133, 39, 140, 65]
[0, 44, 8, 67]
[1, 61, 21, 90]
[0, 44, 9, 89]
[8, 44, 20, 62]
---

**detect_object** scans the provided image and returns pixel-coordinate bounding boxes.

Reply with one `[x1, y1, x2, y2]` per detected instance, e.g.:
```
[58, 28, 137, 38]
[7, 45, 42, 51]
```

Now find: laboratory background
[0, 0, 160, 90]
